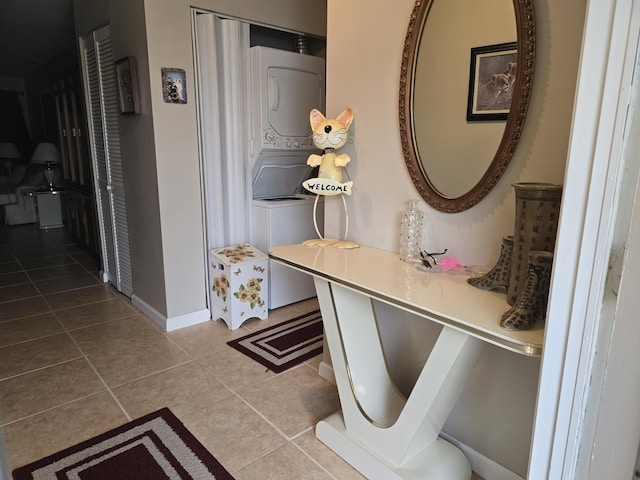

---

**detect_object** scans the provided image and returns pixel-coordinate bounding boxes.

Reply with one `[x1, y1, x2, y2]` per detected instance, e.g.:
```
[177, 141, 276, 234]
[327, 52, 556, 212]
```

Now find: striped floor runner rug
[12, 408, 233, 479]
[227, 309, 323, 373]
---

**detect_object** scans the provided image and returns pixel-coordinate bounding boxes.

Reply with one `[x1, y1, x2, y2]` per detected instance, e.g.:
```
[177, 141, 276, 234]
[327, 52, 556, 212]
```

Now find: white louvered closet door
[80, 25, 133, 296]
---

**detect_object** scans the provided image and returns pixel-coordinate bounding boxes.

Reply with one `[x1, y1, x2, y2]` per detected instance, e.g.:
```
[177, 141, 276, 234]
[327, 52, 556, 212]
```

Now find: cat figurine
[302, 108, 359, 249]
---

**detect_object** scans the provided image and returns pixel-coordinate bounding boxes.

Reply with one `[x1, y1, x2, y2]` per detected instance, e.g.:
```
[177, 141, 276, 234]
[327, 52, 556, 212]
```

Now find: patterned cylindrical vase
[507, 182, 562, 305]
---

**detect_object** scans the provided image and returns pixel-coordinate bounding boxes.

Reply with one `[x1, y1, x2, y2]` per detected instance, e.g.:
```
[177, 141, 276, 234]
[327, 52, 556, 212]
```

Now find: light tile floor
[0, 223, 483, 479]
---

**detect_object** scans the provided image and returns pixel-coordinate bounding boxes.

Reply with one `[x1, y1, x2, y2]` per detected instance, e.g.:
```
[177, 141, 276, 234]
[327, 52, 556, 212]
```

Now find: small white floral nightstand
[209, 244, 268, 330]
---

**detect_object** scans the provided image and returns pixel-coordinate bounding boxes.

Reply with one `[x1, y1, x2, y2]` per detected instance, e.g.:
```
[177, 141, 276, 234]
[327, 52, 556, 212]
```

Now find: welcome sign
[303, 178, 353, 196]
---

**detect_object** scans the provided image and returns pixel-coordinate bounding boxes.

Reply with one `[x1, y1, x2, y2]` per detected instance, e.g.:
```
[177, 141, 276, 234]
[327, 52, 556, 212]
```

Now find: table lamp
[31, 142, 62, 190]
[0, 142, 21, 175]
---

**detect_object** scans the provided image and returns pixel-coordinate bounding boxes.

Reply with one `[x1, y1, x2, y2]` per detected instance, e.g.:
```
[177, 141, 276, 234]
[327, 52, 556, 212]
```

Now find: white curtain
[194, 13, 252, 251]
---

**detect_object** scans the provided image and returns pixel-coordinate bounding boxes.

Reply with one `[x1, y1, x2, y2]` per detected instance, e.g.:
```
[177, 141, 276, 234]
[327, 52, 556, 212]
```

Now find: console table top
[270, 244, 544, 356]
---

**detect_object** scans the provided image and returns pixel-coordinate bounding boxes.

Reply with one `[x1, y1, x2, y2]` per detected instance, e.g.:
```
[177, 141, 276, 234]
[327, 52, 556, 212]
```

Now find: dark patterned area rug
[227, 309, 323, 373]
[12, 408, 233, 480]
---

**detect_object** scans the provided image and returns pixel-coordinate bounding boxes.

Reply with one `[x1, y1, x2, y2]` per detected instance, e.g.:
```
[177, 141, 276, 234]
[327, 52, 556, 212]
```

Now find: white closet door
[80, 25, 133, 296]
[195, 14, 251, 315]
[194, 14, 251, 250]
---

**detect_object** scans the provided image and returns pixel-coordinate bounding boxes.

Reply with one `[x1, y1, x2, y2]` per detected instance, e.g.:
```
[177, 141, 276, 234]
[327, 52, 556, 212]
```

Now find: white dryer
[249, 46, 325, 156]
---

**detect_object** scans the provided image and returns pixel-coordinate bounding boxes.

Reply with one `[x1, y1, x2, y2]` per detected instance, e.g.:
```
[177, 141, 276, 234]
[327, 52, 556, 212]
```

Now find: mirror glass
[400, 0, 535, 212]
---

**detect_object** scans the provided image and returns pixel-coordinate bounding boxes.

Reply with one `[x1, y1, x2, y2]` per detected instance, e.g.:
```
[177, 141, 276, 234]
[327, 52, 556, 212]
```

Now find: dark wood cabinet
[54, 73, 100, 259]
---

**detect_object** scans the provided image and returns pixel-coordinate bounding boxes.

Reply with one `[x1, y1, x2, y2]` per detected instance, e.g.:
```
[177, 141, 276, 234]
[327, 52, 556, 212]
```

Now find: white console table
[269, 244, 543, 480]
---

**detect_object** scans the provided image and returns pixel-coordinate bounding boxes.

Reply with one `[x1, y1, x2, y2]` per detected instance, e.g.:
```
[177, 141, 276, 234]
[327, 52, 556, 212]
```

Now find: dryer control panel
[261, 128, 316, 150]
[250, 46, 325, 155]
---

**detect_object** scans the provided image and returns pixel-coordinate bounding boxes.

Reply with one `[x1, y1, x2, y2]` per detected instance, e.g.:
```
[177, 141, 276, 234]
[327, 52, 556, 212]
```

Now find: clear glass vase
[399, 199, 424, 262]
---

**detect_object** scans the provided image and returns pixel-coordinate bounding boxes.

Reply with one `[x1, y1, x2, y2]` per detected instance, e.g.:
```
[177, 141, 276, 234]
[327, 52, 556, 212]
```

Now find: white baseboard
[131, 295, 164, 329]
[315, 361, 523, 480]
[318, 360, 335, 384]
[99, 269, 109, 283]
[131, 295, 211, 332]
[440, 432, 525, 480]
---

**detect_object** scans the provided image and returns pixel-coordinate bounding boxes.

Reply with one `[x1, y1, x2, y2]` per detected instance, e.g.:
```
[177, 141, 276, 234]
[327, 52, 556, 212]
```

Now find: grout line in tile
[0, 312, 52, 326]
[101, 359, 196, 392]
[55, 312, 140, 333]
[0, 391, 109, 428]
[215, 378, 297, 442]
[0, 325, 67, 350]
[0, 293, 41, 305]
[0, 355, 84, 383]
[42, 290, 119, 313]
[0, 279, 31, 287]
[288, 425, 315, 442]
[290, 436, 342, 480]
[15, 257, 77, 273]
[65, 332, 133, 423]
[64, 314, 209, 419]
[226, 430, 289, 474]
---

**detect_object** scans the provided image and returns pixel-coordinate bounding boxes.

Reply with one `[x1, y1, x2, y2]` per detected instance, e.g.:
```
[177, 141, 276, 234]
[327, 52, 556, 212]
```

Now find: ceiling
[0, 0, 77, 80]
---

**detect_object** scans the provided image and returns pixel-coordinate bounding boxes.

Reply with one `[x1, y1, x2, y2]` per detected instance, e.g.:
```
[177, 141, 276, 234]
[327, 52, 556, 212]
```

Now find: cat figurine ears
[309, 108, 354, 142]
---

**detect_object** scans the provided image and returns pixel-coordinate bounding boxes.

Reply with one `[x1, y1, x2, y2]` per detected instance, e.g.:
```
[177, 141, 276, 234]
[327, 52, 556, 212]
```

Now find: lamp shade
[0, 142, 21, 159]
[31, 142, 61, 165]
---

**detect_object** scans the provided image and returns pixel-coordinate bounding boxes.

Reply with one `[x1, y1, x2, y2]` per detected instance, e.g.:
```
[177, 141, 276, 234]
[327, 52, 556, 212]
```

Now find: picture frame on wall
[115, 57, 141, 115]
[161, 68, 187, 104]
[466, 42, 517, 121]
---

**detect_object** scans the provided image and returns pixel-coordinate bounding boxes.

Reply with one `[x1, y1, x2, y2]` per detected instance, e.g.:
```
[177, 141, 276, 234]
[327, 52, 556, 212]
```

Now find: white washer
[252, 195, 323, 309]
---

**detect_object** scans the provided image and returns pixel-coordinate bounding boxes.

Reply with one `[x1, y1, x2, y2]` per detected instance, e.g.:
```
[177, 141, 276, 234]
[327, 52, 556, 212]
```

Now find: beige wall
[73, 0, 327, 325]
[113, 0, 167, 316]
[326, 0, 586, 475]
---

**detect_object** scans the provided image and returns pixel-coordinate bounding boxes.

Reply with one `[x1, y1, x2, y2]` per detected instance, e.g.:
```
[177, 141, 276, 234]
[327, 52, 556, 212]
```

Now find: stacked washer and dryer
[249, 46, 326, 310]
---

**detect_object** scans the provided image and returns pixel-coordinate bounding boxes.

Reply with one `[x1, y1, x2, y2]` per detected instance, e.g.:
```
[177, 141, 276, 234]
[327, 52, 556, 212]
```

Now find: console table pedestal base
[317, 412, 470, 480]
[314, 278, 482, 480]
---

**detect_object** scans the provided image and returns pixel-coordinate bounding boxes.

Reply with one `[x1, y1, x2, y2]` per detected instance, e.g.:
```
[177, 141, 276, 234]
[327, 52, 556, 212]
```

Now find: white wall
[325, 0, 586, 475]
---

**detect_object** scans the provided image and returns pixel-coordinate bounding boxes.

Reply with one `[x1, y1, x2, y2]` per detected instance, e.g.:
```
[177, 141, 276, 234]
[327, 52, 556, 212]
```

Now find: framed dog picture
[161, 68, 187, 104]
[466, 42, 517, 121]
[115, 57, 140, 115]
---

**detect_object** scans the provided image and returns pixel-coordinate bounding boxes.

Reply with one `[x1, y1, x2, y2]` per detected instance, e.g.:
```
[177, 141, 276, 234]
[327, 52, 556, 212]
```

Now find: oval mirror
[399, 0, 535, 213]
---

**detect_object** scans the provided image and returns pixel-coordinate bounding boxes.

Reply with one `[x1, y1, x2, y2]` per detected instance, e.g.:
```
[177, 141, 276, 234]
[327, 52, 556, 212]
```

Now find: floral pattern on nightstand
[215, 243, 256, 264]
[233, 277, 264, 309]
[212, 273, 230, 301]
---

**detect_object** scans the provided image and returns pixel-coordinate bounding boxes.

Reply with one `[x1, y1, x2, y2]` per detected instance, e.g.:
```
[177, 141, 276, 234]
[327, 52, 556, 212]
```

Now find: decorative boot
[467, 235, 513, 291]
[507, 182, 562, 305]
[500, 251, 553, 330]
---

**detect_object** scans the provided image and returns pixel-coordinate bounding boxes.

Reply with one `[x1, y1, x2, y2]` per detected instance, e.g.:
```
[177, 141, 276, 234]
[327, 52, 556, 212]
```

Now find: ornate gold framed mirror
[399, 0, 535, 213]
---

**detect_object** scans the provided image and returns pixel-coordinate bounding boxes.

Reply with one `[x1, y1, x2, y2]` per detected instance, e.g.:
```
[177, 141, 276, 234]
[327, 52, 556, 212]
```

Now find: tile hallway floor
[0, 223, 483, 479]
